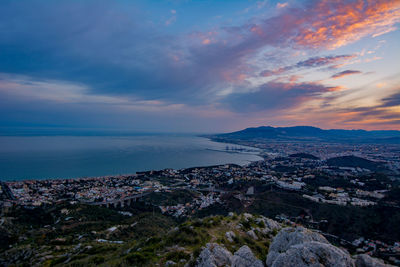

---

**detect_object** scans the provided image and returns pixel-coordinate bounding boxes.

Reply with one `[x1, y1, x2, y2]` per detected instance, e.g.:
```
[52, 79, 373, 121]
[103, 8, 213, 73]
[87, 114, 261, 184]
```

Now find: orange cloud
[331, 70, 362, 79]
[202, 39, 211, 45]
[292, 0, 400, 49]
[277, 2, 288, 9]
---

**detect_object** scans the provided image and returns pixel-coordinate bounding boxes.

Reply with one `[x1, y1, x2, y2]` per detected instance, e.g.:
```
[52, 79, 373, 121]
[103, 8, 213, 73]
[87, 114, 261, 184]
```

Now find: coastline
[0, 135, 263, 182]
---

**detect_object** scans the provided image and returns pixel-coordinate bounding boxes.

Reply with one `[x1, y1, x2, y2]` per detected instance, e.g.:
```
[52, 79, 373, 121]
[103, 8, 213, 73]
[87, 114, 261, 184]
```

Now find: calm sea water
[0, 135, 261, 181]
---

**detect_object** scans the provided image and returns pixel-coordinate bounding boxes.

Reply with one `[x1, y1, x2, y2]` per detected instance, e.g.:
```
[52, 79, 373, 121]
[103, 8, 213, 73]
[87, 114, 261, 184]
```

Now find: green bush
[165, 250, 190, 262]
[125, 251, 153, 266]
[90, 255, 105, 264]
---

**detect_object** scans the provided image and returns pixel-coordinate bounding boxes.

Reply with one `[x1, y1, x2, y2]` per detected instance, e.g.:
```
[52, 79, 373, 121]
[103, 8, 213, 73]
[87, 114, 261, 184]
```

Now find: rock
[255, 216, 281, 234]
[246, 230, 258, 240]
[264, 218, 281, 232]
[267, 226, 329, 265]
[225, 231, 236, 242]
[355, 254, 394, 267]
[269, 241, 354, 267]
[243, 213, 253, 222]
[165, 260, 176, 266]
[232, 245, 263, 267]
[267, 227, 354, 267]
[196, 243, 233, 267]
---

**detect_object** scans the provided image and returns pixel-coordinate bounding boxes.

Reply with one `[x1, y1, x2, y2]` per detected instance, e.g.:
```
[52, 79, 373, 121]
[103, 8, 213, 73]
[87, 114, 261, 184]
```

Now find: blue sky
[0, 0, 399, 133]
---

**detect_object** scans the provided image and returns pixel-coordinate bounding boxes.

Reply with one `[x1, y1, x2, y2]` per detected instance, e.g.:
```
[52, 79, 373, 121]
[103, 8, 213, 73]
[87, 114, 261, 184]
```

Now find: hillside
[0, 209, 392, 266]
[208, 126, 400, 143]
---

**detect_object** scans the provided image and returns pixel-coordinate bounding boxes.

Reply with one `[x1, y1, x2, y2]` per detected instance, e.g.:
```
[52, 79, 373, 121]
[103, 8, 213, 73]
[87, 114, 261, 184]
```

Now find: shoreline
[0, 137, 263, 183]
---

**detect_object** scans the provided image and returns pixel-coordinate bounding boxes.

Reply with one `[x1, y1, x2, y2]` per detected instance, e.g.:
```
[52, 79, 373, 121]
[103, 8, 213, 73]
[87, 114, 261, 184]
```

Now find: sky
[0, 0, 399, 133]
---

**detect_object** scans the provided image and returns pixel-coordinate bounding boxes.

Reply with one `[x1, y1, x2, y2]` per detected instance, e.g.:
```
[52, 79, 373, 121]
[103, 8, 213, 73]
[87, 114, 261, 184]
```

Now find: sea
[0, 134, 262, 181]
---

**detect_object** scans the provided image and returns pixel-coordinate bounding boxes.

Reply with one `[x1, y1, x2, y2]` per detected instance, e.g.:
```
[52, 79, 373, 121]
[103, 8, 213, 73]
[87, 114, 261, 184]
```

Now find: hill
[326, 155, 385, 171]
[0, 209, 392, 266]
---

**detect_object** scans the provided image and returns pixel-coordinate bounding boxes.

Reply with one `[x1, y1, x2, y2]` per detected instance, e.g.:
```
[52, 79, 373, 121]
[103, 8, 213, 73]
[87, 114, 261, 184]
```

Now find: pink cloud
[331, 70, 362, 79]
[276, 2, 288, 9]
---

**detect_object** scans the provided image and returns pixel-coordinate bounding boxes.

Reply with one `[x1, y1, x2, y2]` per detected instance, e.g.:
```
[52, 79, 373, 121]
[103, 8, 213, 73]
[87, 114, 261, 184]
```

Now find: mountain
[209, 126, 400, 143]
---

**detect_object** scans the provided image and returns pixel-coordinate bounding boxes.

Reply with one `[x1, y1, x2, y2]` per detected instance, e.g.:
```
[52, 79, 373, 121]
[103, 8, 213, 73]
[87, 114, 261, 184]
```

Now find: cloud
[295, 55, 356, 68]
[276, 3, 288, 9]
[381, 91, 400, 107]
[292, 1, 400, 49]
[0, 73, 185, 112]
[260, 55, 356, 77]
[0, 0, 399, 130]
[331, 70, 362, 79]
[224, 0, 400, 50]
[223, 81, 338, 112]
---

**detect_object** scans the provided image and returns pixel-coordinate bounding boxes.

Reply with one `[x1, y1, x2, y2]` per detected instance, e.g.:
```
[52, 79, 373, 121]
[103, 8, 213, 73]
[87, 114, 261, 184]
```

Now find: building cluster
[159, 192, 221, 217]
[1, 145, 397, 210]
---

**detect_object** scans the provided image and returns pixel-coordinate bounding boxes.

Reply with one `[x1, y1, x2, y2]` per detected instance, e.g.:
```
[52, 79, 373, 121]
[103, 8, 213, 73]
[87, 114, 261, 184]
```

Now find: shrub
[90, 255, 105, 265]
[125, 251, 153, 265]
[165, 250, 190, 262]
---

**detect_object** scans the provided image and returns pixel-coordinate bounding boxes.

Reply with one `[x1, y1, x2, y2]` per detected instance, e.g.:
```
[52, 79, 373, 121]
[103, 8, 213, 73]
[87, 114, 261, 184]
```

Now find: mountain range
[209, 126, 400, 143]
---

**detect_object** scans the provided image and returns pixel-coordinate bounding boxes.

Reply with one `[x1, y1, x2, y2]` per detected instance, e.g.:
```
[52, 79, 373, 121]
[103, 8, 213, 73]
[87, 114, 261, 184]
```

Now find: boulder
[196, 243, 232, 267]
[269, 241, 354, 267]
[267, 227, 354, 267]
[232, 245, 263, 267]
[246, 230, 258, 240]
[355, 254, 394, 267]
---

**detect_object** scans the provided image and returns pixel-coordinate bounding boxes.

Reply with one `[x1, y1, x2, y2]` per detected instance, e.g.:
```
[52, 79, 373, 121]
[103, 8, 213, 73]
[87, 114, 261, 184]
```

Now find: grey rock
[255, 216, 281, 234]
[246, 230, 258, 240]
[267, 226, 329, 265]
[232, 245, 263, 267]
[270, 241, 354, 267]
[165, 260, 176, 266]
[355, 254, 393, 267]
[264, 218, 281, 232]
[196, 243, 233, 267]
[243, 213, 253, 221]
[225, 231, 236, 242]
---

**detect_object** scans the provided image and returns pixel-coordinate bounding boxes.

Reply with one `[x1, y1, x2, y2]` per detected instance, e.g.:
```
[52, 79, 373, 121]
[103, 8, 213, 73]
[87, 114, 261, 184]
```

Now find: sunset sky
[0, 0, 399, 133]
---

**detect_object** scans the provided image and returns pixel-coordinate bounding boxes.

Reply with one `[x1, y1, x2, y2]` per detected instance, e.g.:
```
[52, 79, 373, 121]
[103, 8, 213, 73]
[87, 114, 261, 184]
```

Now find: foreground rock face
[195, 223, 393, 267]
[355, 254, 394, 267]
[196, 244, 262, 267]
[270, 241, 354, 267]
[266, 227, 354, 267]
[196, 243, 233, 267]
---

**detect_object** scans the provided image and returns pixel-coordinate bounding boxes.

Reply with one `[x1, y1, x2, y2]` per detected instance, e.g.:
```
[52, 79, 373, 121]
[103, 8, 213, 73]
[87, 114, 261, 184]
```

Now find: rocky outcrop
[269, 241, 354, 267]
[231, 245, 263, 267]
[266, 227, 354, 267]
[196, 243, 232, 267]
[196, 244, 262, 267]
[262, 217, 281, 232]
[355, 254, 394, 267]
